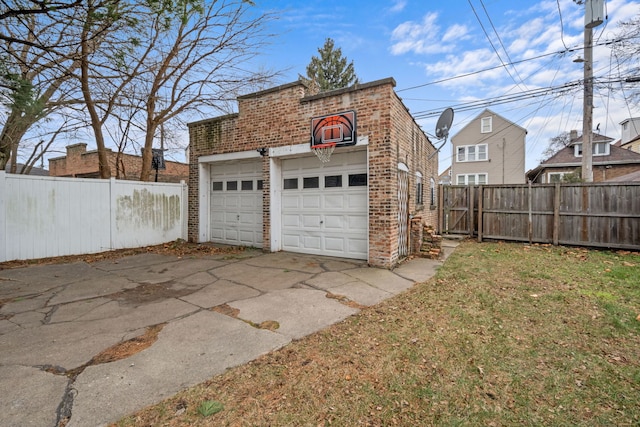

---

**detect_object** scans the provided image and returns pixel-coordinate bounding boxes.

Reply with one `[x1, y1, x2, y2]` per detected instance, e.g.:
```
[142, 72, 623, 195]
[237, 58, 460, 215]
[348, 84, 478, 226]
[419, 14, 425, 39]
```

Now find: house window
[415, 172, 423, 205]
[325, 175, 342, 188]
[430, 177, 436, 206]
[574, 142, 610, 157]
[481, 117, 492, 133]
[456, 144, 488, 162]
[283, 178, 298, 189]
[457, 173, 487, 185]
[303, 177, 319, 188]
[548, 172, 566, 183]
[348, 173, 367, 186]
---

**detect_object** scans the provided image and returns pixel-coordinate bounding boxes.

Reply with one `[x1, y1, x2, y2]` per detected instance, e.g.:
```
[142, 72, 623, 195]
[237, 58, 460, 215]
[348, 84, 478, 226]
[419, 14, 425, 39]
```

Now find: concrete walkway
[0, 241, 458, 427]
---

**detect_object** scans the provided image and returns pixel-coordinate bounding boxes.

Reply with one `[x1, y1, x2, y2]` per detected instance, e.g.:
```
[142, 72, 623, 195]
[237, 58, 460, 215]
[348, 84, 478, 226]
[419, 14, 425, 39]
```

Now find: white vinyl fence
[0, 172, 188, 262]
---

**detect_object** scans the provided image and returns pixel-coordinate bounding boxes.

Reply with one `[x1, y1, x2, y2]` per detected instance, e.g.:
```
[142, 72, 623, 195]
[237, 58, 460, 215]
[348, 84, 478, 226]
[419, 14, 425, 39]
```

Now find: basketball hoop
[311, 142, 336, 163]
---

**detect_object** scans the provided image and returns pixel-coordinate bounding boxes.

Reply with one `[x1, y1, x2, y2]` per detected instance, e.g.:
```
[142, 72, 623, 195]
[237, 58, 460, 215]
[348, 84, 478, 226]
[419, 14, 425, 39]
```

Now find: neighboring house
[4, 163, 49, 176]
[187, 78, 438, 268]
[450, 108, 527, 185]
[607, 169, 640, 182]
[526, 130, 640, 183]
[49, 143, 188, 183]
[439, 166, 452, 185]
[619, 117, 640, 154]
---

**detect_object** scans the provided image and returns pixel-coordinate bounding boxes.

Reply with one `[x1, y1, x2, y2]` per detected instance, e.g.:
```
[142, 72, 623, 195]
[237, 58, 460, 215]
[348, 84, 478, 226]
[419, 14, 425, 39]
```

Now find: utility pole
[577, 0, 604, 182]
[582, 25, 594, 182]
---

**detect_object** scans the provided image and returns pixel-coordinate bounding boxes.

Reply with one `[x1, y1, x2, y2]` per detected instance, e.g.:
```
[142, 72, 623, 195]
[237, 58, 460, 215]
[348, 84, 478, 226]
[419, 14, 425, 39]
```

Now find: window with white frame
[481, 116, 492, 133]
[574, 142, 610, 157]
[547, 172, 566, 183]
[415, 172, 423, 205]
[456, 173, 487, 185]
[457, 144, 488, 162]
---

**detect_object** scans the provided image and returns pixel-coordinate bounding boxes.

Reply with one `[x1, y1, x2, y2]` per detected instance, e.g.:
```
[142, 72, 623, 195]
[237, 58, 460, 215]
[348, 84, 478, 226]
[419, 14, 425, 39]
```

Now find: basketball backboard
[310, 110, 357, 148]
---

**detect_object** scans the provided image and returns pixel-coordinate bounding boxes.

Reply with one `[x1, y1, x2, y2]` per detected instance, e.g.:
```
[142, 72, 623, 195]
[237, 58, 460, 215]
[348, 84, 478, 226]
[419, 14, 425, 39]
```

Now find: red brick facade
[49, 143, 188, 183]
[187, 78, 438, 268]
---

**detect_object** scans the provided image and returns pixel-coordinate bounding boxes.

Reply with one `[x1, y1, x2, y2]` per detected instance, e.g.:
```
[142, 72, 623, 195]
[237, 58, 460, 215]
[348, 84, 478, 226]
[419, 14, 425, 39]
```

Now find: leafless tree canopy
[0, 0, 279, 177]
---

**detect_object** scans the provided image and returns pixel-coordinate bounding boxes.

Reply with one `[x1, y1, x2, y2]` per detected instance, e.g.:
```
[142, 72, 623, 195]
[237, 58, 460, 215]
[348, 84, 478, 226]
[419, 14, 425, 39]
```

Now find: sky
[245, 0, 640, 174]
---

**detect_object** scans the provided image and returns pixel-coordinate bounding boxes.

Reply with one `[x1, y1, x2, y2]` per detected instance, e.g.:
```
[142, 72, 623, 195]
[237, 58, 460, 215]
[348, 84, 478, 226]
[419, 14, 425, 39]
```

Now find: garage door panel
[324, 194, 345, 209]
[283, 233, 300, 247]
[282, 195, 299, 209]
[323, 215, 345, 229]
[324, 237, 345, 252]
[348, 193, 367, 208]
[302, 215, 321, 227]
[348, 215, 367, 230]
[240, 195, 257, 209]
[303, 235, 322, 250]
[302, 194, 321, 209]
[210, 160, 262, 248]
[348, 238, 368, 254]
[281, 151, 367, 259]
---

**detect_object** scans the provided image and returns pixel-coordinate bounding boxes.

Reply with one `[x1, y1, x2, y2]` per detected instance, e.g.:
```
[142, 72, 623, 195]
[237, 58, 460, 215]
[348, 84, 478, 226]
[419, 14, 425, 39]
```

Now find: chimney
[66, 143, 87, 157]
[570, 130, 578, 142]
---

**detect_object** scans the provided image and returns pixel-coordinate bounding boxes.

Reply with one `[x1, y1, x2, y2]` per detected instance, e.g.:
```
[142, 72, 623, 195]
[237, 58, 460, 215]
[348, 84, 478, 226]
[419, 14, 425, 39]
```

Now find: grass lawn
[115, 240, 640, 426]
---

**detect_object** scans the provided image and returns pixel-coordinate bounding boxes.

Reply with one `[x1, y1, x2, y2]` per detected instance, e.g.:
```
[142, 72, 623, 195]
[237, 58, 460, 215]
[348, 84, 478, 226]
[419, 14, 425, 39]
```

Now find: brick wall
[187, 79, 438, 267]
[49, 143, 188, 183]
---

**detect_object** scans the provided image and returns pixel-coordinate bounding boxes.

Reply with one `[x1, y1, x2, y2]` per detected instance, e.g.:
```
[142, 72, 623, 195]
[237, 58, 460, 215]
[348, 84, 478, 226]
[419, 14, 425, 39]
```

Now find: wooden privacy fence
[439, 183, 640, 250]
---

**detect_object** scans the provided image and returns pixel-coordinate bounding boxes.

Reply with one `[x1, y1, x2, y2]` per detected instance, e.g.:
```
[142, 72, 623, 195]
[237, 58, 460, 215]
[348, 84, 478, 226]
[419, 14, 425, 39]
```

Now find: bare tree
[0, 0, 83, 21]
[0, 4, 84, 171]
[127, 0, 277, 180]
[613, 14, 640, 108]
[541, 131, 571, 161]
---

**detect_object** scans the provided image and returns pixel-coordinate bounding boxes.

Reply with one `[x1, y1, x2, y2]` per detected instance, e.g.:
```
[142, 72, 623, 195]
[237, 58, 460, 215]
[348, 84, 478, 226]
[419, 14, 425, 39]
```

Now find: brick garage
[187, 78, 438, 268]
[49, 143, 188, 183]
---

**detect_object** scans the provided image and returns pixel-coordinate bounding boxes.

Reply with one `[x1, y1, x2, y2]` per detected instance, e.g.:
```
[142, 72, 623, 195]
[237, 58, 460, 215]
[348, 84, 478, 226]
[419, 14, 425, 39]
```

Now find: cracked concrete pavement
[0, 241, 457, 427]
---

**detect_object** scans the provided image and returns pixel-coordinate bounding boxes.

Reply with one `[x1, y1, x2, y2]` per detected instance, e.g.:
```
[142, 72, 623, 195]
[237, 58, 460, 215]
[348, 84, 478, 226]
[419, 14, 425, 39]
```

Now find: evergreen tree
[300, 38, 358, 93]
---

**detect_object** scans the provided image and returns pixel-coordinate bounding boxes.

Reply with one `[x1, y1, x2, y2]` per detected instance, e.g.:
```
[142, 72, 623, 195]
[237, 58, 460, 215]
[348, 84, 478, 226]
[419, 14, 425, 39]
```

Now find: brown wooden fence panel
[441, 185, 470, 234]
[440, 183, 640, 250]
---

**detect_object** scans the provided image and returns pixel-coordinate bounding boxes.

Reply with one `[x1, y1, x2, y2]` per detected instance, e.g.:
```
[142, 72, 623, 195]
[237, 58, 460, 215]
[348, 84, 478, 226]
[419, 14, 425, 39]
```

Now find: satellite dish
[429, 108, 454, 160]
[435, 107, 454, 140]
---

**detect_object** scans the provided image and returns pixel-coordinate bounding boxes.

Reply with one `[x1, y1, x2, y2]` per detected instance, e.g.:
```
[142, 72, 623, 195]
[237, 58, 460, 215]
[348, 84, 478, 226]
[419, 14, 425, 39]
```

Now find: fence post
[0, 172, 6, 262]
[477, 185, 483, 242]
[438, 184, 444, 234]
[468, 185, 475, 236]
[109, 177, 117, 250]
[553, 183, 560, 245]
[181, 180, 188, 240]
[528, 181, 533, 244]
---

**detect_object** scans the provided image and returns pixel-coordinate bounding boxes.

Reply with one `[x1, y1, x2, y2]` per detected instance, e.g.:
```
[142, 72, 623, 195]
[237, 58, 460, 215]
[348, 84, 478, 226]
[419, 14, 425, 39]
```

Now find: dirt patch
[212, 303, 280, 331]
[65, 324, 166, 379]
[110, 282, 193, 305]
[211, 303, 240, 317]
[0, 240, 246, 271]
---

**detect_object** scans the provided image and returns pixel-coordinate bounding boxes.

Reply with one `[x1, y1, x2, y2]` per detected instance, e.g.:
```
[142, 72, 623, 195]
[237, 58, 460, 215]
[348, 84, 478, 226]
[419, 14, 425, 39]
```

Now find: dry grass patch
[114, 241, 640, 426]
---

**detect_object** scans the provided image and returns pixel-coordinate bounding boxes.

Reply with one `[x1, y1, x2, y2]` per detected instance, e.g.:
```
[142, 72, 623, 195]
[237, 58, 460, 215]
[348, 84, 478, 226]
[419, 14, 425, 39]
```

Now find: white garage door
[282, 150, 368, 259]
[210, 160, 263, 248]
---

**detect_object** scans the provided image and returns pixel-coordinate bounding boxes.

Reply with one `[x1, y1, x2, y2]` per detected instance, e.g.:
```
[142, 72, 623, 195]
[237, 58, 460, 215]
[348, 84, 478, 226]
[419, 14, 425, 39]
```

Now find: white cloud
[442, 24, 470, 43]
[390, 12, 468, 55]
[389, 0, 407, 13]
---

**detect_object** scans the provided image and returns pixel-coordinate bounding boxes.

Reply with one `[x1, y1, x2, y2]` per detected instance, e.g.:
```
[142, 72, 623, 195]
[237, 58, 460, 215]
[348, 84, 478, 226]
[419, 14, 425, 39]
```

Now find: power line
[479, 0, 529, 90]
[410, 76, 634, 119]
[396, 38, 623, 93]
[468, 0, 524, 90]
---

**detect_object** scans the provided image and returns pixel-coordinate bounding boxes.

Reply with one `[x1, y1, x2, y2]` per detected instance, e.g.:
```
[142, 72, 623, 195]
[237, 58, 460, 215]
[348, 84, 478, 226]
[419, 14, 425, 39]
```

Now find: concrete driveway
[0, 243, 456, 427]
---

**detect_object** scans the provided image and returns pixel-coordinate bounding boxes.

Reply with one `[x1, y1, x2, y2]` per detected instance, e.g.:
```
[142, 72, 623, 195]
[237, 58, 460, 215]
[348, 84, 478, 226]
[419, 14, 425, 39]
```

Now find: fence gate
[441, 185, 473, 235]
[398, 167, 409, 257]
